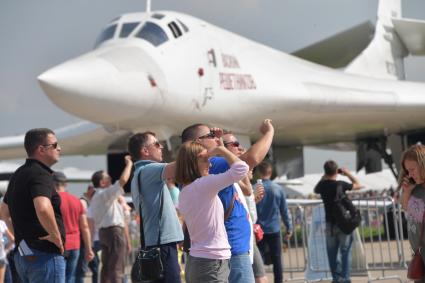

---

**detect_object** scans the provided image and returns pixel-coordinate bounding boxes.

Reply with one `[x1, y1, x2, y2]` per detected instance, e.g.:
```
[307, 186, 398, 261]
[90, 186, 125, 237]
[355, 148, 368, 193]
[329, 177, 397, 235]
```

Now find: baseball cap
[53, 171, 67, 183]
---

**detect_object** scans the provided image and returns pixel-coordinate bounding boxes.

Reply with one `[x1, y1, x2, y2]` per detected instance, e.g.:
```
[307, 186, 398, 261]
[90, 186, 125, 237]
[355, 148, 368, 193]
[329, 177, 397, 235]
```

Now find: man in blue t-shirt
[256, 161, 292, 283]
[181, 120, 274, 283]
[128, 131, 183, 283]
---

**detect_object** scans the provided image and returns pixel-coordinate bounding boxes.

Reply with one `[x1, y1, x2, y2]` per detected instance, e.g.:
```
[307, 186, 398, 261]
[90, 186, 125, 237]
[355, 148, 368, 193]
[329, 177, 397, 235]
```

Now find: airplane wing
[0, 121, 132, 160]
[291, 21, 375, 68]
[392, 17, 425, 55]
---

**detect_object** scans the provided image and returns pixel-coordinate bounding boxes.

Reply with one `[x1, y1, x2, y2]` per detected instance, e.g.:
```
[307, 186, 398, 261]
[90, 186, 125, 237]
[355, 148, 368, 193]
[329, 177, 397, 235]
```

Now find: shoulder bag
[131, 170, 165, 283]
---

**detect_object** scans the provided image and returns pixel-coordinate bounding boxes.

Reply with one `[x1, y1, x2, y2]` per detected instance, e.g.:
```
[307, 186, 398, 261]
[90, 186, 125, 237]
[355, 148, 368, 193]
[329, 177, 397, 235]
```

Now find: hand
[402, 176, 415, 194]
[127, 242, 132, 254]
[124, 155, 133, 166]
[85, 249, 95, 262]
[338, 167, 349, 176]
[208, 145, 227, 157]
[284, 231, 293, 241]
[210, 127, 223, 139]
[259, 119, 274, 135]
[254, 184, 265, 203]
[39, 233, 64, 254]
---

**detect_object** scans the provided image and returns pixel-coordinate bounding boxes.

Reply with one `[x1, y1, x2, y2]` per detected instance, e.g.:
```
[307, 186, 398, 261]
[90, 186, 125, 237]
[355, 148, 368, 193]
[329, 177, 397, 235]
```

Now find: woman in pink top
[176, 141, 248, 283]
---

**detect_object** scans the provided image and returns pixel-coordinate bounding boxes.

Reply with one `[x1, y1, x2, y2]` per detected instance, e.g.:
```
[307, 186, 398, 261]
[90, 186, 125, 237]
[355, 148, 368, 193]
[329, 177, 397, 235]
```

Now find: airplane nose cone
[38, 48, 163, 124]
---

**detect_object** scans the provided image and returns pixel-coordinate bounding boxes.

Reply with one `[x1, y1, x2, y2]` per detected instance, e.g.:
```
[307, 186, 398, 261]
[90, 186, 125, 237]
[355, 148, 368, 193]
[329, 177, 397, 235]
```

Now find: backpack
[332, 183, 361, 235]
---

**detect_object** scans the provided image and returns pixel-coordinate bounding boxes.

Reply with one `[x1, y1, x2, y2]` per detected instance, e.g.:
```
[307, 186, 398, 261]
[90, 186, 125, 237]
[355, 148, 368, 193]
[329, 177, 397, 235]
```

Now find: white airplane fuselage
[38, 11, 425, 146]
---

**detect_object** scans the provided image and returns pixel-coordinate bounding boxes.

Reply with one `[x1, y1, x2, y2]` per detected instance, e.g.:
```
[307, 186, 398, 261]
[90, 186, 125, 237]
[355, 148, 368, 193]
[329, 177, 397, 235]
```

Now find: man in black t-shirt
[314, 160, 361, 283]
[0, 128, 66, 282]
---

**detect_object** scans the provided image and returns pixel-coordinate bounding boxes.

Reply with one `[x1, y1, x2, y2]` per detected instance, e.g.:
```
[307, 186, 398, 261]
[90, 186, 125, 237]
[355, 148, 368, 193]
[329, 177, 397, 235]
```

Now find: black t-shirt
[314, 179, 353, 224]
[4, 159, 65, 254]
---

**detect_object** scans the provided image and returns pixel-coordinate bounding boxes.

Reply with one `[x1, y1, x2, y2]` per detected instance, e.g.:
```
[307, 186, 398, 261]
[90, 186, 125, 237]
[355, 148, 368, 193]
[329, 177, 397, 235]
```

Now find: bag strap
[137, 168, 164, 248]
[224, 190, 237, 221]
[334, 182, 343, 201]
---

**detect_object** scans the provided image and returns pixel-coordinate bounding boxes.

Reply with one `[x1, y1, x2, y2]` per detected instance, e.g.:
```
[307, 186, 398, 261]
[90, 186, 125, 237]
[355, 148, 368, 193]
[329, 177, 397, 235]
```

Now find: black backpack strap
[137, 168, 164, 249]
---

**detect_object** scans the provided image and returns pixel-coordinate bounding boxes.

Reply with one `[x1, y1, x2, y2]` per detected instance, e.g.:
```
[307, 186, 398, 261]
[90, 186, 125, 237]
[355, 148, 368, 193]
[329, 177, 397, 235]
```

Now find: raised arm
[239, 119, 274, 169]
[339, 168, 362, 190]
[238, 175, 253, 196]
[163, 161, 176, 180]
[119, 155, 133, 187]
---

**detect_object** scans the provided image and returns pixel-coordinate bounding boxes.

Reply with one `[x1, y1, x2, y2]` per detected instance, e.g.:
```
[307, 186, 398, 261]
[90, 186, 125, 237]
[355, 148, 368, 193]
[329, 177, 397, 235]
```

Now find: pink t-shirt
[178, 161, 248, 259]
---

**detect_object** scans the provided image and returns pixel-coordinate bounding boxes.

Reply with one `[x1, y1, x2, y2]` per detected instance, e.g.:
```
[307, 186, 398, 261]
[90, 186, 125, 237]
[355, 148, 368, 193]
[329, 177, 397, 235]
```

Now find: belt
[100, 225, 123, 230]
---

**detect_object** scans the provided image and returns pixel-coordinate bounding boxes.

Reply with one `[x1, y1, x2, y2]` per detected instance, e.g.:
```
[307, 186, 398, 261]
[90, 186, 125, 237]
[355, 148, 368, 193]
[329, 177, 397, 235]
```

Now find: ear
[141, 146, 149, 157]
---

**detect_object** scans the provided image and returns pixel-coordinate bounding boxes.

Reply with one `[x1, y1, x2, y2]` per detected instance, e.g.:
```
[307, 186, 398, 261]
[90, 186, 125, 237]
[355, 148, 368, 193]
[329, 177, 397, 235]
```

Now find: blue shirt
[256, 179, 292, 234]
[210, 157, 251, 255]
[131, 160, 183, 247]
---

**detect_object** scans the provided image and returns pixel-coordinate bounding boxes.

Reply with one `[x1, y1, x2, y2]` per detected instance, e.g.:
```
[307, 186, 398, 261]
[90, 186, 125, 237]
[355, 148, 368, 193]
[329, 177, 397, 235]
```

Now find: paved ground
[84, 239, 411, 282]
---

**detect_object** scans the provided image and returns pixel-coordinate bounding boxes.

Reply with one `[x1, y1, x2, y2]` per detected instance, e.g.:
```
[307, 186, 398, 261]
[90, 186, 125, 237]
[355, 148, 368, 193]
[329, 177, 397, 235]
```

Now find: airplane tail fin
[344, 0, 407, 80]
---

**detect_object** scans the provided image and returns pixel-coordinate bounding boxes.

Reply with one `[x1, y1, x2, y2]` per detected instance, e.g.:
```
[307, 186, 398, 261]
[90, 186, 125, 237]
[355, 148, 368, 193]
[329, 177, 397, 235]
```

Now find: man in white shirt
[87, 156, 133, 283]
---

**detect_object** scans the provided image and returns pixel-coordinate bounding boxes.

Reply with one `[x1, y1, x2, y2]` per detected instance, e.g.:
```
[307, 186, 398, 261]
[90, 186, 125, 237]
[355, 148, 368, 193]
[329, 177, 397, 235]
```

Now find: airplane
[1, 0, 425, 181]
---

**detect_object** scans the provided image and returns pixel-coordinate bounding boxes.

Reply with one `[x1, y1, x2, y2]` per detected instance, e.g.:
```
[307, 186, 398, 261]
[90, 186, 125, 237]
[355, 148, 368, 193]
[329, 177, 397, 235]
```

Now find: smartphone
[409, 177, 416, 184]
[337, 168, 343, 174]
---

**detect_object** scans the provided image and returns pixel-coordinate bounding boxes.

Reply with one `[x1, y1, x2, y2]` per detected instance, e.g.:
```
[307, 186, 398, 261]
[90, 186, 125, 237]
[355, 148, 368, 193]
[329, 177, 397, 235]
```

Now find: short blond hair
[399, 144, 425, 185]
[175, 141, 206, 185]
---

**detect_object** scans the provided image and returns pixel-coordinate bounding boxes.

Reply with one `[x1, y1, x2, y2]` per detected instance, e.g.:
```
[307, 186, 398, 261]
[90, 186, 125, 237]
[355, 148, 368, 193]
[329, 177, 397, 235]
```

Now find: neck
[324, 174, 337, 181]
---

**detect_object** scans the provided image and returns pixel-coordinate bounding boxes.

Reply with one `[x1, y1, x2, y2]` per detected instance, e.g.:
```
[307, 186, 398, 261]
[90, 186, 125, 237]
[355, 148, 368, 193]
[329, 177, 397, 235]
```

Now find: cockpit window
[177, 20, 189, 32]
[152, 13, 165, 20]
[135, 22, 168, 46]
[168, 22, 182, 38]
[119, 22, 140, 38]
[95, 24, 117, 47]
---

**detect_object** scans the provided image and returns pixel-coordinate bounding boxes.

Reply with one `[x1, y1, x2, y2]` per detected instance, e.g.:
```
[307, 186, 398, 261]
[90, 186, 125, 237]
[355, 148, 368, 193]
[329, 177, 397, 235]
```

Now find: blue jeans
[257, 232, 283, 283]
[229, 253, 254, 283]
[75, 240, 100, 283]
[156, 242, 181, 283]
[14, 248, 65, 283]
[325, 223, 353, 283]
[64, 249, 79, 283]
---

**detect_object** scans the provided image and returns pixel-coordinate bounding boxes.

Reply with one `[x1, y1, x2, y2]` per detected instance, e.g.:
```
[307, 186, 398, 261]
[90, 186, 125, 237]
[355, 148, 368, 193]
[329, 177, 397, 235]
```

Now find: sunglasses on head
[42, 142, 59, 149]
[224, 141, 240, 147]
[197, 131, 216, 140]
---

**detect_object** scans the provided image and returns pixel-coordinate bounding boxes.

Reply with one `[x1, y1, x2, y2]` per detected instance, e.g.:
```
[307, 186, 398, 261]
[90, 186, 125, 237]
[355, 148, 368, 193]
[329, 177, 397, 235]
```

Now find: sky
[1, 0, 425, 178]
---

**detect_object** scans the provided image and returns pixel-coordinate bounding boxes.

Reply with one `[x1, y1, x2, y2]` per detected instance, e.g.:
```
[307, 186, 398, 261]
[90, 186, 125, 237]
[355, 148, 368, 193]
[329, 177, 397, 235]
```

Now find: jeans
[156, 242, 181, 283]
[257, 232, 283, 283]
[75, 240, 100, 283]
[325, 223, 353, 283]
[64, 249, 79, 283]
[14, 248, 65, 283]
[229, 253, 254, 283]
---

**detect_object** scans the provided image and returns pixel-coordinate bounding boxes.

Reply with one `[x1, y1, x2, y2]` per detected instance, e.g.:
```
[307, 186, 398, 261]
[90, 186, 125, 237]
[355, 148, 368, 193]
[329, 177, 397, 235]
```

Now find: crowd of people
[0, 123, 423, 283]
[0, 120, 293, 283]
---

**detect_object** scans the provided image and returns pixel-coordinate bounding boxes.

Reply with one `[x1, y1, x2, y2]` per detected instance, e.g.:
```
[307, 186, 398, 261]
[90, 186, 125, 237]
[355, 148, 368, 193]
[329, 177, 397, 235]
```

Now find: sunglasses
[146, 141, 162, 148]
[42, 142, 59, 149]
[224, 141, 240, 147]
[197, 131, 216, 140]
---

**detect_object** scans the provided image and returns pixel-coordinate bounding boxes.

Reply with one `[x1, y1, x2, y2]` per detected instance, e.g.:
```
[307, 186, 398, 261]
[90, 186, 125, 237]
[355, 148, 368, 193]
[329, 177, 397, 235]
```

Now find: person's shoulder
[210, 156, 229, 173]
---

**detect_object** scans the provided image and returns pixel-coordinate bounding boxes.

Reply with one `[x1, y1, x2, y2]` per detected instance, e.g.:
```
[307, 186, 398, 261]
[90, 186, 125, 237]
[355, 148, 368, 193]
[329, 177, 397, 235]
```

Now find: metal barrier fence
[281, 197, 410, 282]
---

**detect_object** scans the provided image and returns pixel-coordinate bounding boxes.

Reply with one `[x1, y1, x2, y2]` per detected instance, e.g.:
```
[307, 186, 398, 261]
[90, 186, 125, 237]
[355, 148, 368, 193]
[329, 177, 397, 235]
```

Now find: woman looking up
[176, 141, 248, 283]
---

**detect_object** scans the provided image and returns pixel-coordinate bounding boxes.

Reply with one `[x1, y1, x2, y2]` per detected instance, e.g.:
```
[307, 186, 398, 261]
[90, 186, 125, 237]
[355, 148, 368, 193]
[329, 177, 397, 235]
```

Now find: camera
[337, 168, 343, 174]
